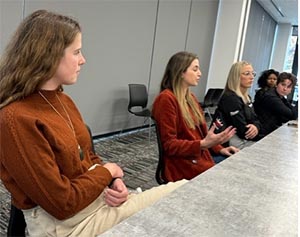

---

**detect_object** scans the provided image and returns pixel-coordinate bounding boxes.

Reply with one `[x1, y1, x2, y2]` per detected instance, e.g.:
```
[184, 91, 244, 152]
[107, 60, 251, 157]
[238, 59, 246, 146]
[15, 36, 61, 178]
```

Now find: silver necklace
[38, 91, 84, 160]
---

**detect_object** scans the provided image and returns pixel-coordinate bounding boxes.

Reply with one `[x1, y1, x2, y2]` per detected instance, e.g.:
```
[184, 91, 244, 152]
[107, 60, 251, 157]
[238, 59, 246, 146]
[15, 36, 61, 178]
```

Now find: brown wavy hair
[160, 51, 204, 128]
[277, 72, 297, 88]
[0, 10, 81, 109]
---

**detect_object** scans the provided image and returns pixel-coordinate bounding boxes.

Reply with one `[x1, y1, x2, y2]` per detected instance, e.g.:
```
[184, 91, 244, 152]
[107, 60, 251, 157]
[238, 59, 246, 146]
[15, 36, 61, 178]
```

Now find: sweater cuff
[88, 164, 100, 170]
[212, 144, 223, 154]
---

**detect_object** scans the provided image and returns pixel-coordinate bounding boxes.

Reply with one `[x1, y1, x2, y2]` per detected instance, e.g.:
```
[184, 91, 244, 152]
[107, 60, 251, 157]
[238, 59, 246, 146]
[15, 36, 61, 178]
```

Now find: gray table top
[100, 123, 298, 237]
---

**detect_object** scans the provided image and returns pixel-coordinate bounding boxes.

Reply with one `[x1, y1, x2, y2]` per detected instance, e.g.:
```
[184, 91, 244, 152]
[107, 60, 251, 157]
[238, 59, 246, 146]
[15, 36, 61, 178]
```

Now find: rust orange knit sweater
[0, 90, 112, 220]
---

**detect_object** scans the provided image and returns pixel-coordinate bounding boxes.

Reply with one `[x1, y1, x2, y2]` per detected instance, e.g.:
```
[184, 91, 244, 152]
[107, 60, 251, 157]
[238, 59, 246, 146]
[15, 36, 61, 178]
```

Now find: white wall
[242, 0, 277, 97]
[206, 0, 292, 98]
[0, 0, 24, 54]
[0, 0, 293, 136]
[270, 23, 293, 72]
[206, 0, 248, 90]
[0, 0, 219, 136]
[146, 0, 192, 107]
[148, 0, 219, 105]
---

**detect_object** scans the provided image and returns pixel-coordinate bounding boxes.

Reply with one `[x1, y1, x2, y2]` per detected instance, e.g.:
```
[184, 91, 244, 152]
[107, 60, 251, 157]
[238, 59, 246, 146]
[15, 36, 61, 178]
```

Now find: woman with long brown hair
[152, 51, 239, 182]
[0, 10, 187, 236]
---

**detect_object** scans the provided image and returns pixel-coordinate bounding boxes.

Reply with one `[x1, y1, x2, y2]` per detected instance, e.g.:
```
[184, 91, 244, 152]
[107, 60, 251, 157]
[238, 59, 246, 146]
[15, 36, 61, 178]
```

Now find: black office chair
[200, 88, 224, 121]
[7, 204, 26, 237]
[152, 119, 167, 185]
[86, 124, 96, 154]
[128, 84, 152, 138]
[6, 124, 95, 237]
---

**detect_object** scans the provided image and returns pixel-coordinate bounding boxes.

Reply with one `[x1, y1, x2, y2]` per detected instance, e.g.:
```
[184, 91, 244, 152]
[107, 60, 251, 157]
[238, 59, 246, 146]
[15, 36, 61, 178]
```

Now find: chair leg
[148, 118, 152, 142]
[142, 117, 152, 142]
[118, 114, 132, 139]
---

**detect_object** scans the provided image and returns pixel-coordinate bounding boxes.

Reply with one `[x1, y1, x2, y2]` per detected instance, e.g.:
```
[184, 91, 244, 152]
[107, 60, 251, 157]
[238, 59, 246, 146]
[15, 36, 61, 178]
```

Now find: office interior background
[0, 0, 298, 137]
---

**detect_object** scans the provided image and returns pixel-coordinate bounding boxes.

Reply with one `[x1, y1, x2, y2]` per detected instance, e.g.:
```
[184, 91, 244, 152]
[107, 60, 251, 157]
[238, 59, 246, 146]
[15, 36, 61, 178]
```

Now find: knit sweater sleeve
[0, 100, 112, 220]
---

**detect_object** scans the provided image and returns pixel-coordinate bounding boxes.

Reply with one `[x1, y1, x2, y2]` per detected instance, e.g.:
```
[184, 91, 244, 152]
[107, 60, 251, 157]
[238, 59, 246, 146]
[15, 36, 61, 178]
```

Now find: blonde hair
[160, 51, 204, 128]
[225, 61, 252, 104]
[0, 10, 81, 109]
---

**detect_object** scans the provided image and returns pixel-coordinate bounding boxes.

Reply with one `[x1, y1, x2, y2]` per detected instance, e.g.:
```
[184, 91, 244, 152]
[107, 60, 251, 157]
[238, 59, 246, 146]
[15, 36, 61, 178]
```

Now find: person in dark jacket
[255, 69, 279, 99]
[254, 72, 298, 135]
[253, 69, 279, 122]
[216, 61, 264, 149]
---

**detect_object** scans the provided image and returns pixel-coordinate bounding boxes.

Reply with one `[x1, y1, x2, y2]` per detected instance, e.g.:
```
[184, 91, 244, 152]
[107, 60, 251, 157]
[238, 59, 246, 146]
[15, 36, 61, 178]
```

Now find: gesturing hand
[104, 178, 128, 207]
[201, 123, 236, 149]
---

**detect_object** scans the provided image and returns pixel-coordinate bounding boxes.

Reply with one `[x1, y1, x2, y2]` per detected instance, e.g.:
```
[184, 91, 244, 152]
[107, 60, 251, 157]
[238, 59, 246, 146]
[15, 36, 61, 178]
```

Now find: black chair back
[201, 88, 215, 107]
[200, 88, 224, 121]
[128, 84, 149, 113]
[7, 204, 26, 237]
[86, 124, 95, 154]
[210, 88, 224, 107]
[153, 119, 167, 185]
[201, 88, 223, 108]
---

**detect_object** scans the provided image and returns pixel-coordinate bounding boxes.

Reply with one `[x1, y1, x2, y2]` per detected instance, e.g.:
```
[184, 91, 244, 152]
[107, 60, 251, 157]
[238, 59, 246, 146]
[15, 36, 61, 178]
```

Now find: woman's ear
[181, 72, 186, 79]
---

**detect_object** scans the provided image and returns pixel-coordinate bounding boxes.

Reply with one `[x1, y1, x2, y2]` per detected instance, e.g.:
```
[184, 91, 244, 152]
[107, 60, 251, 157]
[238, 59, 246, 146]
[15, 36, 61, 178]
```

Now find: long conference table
[100, 122, 298, 236]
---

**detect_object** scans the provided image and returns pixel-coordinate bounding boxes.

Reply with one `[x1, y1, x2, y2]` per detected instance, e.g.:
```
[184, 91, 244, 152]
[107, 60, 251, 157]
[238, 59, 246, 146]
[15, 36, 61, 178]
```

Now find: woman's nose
[80, 55, 86, 65]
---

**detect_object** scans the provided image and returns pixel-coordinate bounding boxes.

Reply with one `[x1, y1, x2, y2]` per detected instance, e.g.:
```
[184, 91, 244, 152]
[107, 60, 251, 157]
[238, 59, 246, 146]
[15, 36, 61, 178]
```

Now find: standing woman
[0, 10, 187, 236]
[216, 61, 264, 149]
[254, 72, 298, 135]
[152, 51, 239, 182]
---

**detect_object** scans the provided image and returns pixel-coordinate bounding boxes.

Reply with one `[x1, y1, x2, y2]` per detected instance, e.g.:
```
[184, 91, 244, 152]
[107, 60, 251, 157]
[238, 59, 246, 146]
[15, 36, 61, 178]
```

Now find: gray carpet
[0, 127, 159, 236]
[94, 127, 159, 190]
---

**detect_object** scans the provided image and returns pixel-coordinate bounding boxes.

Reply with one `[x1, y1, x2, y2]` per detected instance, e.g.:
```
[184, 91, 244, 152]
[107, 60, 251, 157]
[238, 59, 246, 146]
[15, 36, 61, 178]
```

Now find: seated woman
[254, 72, 298, 135]
[216, 61, 264, 149]
[152, 51, 239, 182]
[255, 69, 279, 102]
[0, 10, 188, 236]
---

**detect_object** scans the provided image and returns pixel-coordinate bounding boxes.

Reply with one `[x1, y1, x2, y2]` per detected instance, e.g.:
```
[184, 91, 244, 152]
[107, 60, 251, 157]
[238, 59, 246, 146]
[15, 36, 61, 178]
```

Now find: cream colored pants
[22, 179, 187, 237]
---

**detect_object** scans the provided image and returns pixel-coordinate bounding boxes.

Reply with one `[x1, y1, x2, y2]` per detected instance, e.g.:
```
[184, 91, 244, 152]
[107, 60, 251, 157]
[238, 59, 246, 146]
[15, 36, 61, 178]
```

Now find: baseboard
[93, 124, 154, 140]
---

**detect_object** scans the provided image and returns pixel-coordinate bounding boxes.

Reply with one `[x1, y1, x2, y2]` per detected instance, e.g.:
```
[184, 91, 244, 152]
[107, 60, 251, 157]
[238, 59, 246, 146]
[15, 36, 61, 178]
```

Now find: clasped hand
[104, 178, 129, 207]
[103, 163, 128, 206]
[245, 124, 258, 139]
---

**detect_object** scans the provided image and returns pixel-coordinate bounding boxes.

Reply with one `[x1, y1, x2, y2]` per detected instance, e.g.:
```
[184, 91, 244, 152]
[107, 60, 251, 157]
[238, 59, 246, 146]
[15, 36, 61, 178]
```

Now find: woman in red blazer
[152, 51, 239, 182]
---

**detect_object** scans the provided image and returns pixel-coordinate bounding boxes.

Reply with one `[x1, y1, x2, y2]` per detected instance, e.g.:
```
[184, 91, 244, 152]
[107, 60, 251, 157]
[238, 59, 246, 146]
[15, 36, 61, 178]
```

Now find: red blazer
[152, 89, 223, 182]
